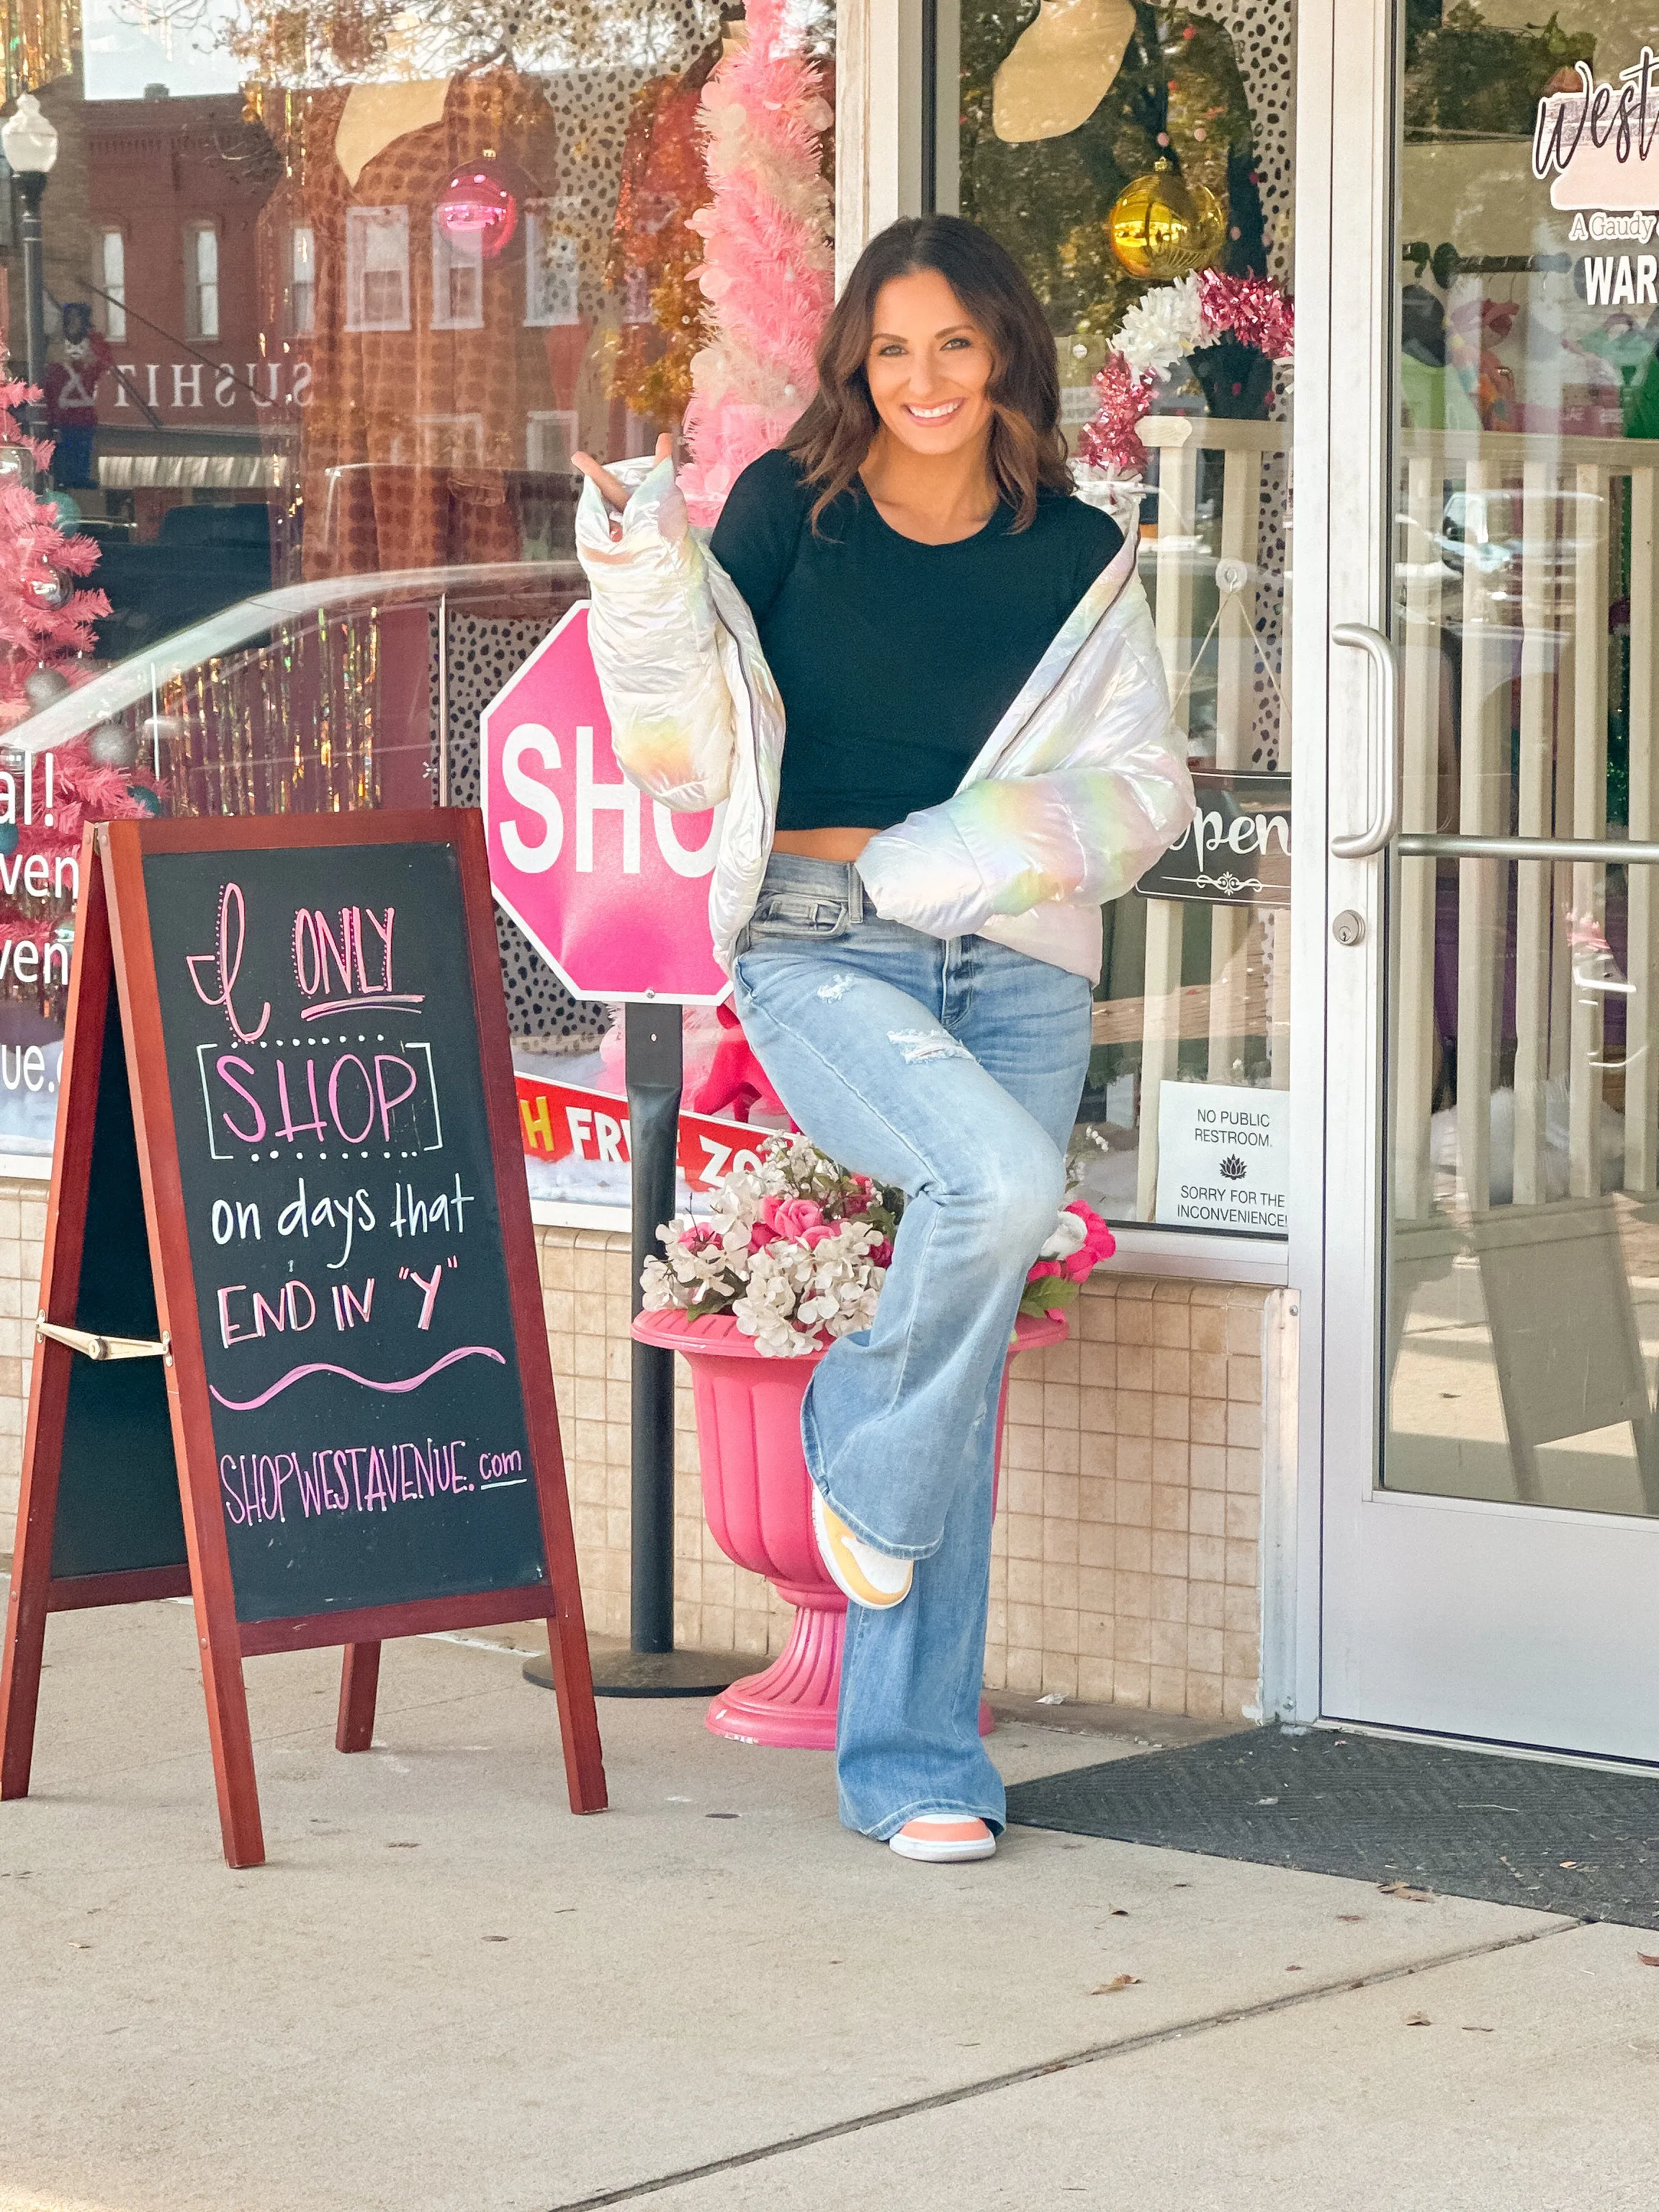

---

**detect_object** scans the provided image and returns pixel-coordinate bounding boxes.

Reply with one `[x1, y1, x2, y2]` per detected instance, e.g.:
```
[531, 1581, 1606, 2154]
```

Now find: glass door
[930, 0, 1299, 1247]
[1321, 0, 1659, 1760]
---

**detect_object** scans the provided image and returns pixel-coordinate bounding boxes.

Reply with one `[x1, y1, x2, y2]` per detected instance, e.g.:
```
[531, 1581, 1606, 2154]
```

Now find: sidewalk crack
[540, 1916, 1583, 2210]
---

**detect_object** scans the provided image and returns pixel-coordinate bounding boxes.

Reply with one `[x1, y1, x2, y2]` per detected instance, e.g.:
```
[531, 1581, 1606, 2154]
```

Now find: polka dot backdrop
[436, 611, 611, 1053]
[1220, 0, 1295, 773]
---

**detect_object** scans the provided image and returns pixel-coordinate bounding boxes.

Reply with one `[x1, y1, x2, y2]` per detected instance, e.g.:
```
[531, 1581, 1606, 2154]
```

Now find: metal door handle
[1331, 623, 1401, 859]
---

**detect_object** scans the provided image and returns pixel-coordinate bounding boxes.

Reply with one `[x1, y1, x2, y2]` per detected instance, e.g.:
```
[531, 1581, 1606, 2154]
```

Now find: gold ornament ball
[1107, 160, 1226, 281]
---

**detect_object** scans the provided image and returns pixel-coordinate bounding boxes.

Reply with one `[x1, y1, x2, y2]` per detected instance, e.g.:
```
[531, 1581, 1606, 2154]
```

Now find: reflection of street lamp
[1, 94, 60, 451]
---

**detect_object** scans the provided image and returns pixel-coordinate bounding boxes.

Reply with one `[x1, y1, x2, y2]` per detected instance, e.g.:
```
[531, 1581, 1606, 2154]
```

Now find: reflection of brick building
[31, 66, 92, 348]
[84, 93, 287, 438]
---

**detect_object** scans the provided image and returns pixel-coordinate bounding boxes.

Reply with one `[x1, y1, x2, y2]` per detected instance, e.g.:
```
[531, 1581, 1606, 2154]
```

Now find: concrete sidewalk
[1, 1595, 1654, 2212]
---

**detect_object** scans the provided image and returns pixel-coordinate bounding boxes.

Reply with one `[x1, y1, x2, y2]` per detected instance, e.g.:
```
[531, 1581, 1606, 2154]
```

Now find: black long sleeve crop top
[708, 448, 1123, 832]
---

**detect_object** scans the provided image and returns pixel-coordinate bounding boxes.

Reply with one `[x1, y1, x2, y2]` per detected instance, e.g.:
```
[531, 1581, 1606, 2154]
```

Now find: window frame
[99, 226, 127, 341]
[344, 204, 412, 335]
[430, 209, 484, 333]
[288, 223, 316, 337]
[183, 220, 220, 343]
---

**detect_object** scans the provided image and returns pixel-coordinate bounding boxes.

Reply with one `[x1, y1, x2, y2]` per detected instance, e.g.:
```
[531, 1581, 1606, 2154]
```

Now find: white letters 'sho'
[479, 602, 729, 1003]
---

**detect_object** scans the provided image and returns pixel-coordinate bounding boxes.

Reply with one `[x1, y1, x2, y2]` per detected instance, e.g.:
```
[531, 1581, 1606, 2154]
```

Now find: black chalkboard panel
[48, 992, 186, 1582]
[140, 841, 549, 1624]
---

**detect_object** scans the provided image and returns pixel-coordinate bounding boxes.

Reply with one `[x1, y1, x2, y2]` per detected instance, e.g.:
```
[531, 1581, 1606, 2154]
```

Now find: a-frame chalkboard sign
[0, 811, 605, 1865]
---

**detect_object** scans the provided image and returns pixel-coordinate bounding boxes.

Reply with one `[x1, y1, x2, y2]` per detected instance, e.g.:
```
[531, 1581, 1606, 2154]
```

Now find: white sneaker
[889, 1817, 997, 1863]
[811, 1486, 913, 1610]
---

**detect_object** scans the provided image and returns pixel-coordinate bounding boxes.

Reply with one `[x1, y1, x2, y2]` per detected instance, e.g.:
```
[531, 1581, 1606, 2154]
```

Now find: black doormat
[1004, 1727, 1659, 1929]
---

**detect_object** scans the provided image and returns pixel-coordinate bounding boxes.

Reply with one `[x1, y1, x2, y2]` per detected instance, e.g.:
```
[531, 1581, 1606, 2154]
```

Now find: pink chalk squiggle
[209, 1344, 505, 1413]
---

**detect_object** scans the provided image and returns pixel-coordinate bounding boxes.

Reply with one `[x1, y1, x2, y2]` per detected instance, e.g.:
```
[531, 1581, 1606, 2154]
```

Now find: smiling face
[863, 268, 997, 460]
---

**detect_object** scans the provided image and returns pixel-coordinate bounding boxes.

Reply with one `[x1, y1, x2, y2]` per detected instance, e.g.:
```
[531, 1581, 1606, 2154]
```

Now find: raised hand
[571, 433, 673, 541]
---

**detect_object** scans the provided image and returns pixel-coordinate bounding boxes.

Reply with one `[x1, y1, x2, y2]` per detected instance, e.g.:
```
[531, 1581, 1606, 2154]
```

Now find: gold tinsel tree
[4, 0, 79, 99]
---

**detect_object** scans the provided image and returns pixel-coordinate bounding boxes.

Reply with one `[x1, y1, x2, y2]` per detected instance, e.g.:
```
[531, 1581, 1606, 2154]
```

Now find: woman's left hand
[571, 433, 673, 543]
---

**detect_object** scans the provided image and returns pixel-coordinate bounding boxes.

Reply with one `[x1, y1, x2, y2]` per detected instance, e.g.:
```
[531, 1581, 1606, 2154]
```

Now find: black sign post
[523, 997, 734, 1701]
[624, 1002, 684, 1652]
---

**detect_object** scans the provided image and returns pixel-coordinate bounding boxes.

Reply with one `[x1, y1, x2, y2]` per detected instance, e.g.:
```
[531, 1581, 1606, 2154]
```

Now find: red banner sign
[516, 1074, 768, 1193]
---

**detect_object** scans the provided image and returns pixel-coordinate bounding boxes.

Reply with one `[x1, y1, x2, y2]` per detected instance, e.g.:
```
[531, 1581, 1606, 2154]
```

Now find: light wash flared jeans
[731, 853, 1092, 1840]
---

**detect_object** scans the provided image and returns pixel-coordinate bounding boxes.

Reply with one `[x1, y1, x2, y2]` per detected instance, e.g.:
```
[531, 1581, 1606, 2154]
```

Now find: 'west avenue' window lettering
[1533, 50, 1659, 179]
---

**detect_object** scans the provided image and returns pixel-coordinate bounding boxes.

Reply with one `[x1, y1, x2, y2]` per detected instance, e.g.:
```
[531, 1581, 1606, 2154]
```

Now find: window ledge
[1102, 1226, 1290, 1286]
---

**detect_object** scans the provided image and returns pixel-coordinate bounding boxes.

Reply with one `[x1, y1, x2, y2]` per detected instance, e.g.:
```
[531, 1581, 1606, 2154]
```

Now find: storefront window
[0, 2, 835, 1166]
[1387, 0, 1659, 1515]
[938, 0, 1297, 1238]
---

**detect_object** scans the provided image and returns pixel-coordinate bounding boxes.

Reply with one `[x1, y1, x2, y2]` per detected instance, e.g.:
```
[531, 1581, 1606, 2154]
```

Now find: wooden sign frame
[0, 811, 605, 1866]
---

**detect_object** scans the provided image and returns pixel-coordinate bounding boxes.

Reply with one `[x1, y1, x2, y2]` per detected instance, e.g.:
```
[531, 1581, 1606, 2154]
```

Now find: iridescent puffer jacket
[575, 454, 1193, 984]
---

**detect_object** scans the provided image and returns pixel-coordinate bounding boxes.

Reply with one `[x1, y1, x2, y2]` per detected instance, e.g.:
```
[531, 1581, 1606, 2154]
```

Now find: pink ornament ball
[436, 164, 518, 260]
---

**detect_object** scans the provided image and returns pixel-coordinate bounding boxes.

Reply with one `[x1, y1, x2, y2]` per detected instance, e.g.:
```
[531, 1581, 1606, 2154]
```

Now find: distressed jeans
[731, 853, 1092, 1839]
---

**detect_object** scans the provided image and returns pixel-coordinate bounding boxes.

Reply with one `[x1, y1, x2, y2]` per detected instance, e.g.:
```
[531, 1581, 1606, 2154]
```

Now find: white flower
[1114, 275, 1205, 382]
[639, 1134, 897, 1352]
[1039, 1209, 1089, 1262]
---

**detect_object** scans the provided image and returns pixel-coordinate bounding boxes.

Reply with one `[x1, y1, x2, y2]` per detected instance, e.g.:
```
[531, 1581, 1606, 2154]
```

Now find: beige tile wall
[0, 1184, 1272, 1725]
[992, 1277, 1269, 1722]
[0, 1179, 47, 1533]
[539, 1226, 1272, 1722]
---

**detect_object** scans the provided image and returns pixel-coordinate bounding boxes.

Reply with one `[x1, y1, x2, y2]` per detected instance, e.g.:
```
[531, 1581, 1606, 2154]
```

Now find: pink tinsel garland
[1196, 270, 1295, 363]
[1076, 356, 1155, 475]
[1079, 272, 1294, 480]
[677, 0, 835, 526]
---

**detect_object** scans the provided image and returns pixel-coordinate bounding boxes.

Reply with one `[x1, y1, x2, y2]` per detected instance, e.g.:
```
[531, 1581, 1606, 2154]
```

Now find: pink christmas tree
[0, 379, 107, 722]
[0, 379, 160, 975]
[676, 0, 835, 526]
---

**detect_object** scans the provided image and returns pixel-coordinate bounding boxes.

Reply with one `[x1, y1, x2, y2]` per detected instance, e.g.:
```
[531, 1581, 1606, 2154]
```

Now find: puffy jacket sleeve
[575, 455, 737, 812]
[855, 586, 1192, 939]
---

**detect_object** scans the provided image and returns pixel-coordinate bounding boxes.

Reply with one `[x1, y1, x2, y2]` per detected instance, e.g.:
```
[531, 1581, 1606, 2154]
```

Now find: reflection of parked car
[93, 502, 276, 656]
[1395, 482, 1606, 635]
[311, 466, 581, 575]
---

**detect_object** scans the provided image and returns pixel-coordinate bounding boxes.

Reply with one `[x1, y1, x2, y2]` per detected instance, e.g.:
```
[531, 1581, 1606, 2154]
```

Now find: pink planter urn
[631, 1307, 1069, 1750]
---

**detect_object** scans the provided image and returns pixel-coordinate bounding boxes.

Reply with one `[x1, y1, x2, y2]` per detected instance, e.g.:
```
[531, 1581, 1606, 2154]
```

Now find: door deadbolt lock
[1332, 909, 1366, 948]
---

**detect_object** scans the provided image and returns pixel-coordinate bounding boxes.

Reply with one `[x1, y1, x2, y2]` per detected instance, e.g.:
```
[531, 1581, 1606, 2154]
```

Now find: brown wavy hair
[784, 215, 1071, 534]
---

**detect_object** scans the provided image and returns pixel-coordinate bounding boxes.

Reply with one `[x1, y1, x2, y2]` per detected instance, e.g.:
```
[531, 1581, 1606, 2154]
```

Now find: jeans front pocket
[745, 891, 851, 940]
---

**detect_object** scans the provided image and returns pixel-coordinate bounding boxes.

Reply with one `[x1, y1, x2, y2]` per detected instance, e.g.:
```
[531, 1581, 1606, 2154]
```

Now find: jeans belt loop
[848, 860, 866, 929]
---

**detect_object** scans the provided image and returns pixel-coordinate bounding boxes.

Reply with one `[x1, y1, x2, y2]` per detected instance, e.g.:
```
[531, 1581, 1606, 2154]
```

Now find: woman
[574, 215, 1190, 1864]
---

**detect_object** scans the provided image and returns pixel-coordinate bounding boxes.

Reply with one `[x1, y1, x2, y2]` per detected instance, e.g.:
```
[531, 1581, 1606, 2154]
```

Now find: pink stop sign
[480, 603, 729, 1004]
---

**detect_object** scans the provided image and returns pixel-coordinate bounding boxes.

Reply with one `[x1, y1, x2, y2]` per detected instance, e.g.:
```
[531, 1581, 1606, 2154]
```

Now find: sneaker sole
[889, 1832, 998, 1863]
[811, 1486, 912, 1610]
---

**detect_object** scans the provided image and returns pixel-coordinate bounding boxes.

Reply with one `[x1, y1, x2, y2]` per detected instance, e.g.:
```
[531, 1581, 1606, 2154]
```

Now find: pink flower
[837, 1174, 880, 1218]
[678, 1223, 721, 1255]
[762, 1195, 832, 1245]
[1058, 1202, 1115, 1281]
[1027, 1259, 1063, 1282]
[868, 1238, 894, 1270]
